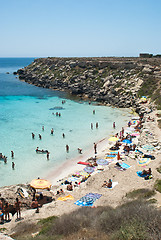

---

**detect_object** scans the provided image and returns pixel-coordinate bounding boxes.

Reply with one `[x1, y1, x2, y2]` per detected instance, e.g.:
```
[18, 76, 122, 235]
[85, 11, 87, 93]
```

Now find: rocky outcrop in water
[16, 57, 161, 109]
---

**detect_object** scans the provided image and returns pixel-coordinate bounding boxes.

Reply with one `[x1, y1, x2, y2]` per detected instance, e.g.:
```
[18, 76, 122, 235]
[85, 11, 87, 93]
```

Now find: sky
[0, 0, 161, 57]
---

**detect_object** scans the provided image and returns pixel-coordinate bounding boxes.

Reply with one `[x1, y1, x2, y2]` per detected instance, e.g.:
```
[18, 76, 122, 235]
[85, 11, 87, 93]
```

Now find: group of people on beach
[0, 195, 21, 224]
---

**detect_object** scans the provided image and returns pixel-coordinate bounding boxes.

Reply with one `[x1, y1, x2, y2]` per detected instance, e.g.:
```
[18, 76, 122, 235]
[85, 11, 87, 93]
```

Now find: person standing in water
[47, 152, 50, 160]
[39, 134, 42, 140]
[32, 133, 35, 139]
[96, 122, 98, 129]
[51, 128, 54, 135]
[42, 126, 44, 131]
[66, 145, 69, 153]
[11, 151, 14, 158]
[113, 122, 116, 129]
[91, 123, 93, 130]
[93, 110, 95, 114]
[62, 133, 65, 138]
[12, 162, 15, 170]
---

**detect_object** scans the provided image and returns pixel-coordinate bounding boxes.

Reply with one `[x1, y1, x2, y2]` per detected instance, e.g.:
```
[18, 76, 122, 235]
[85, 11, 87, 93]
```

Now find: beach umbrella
[108, 137, 119, 142]
[122, 139, 132, 144]
[96, 159, 109, 165]
[84, 166, 95, 174]
[30, 179, 51, 190]
[142, 145, 154, 151]
[137, 158, 151, 166]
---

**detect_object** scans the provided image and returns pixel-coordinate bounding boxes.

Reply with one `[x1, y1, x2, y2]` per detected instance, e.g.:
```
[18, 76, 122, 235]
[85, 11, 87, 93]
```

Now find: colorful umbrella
[108, 137, 119, 142]
[96, 159, 109, 165]
[30, 179, 51, 189]
[137, 158, 151, 166]
[142, 145, 154, 151]
[84, 166, 95, 174]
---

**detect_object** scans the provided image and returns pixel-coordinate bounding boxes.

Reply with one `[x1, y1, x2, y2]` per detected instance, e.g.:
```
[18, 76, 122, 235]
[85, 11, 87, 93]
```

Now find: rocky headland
[15, 57, 161, 112]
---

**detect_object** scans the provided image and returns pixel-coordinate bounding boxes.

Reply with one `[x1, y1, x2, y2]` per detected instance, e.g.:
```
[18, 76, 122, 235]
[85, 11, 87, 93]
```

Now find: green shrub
[126, 188, 155, 199]
[154, 179, 161, 193]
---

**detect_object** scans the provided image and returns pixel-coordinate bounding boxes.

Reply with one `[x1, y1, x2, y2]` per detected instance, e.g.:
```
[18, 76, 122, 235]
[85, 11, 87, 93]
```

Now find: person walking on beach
[14, 198, 21, 220]
[39, 134, 42, 140]
[32, 133, 35, 139]
[91, 123, 93, 130]
[51, 128, 54, 135]
[94, 143, 97, 154]
[12, 162, 15, 170]
[113, 122, 116, 129]
[11, 151, 14, 158]
[66, 144, 69, 153]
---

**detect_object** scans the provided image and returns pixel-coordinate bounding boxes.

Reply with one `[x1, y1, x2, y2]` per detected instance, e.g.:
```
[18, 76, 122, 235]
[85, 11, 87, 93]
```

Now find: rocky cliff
[15, 57, 161, 110]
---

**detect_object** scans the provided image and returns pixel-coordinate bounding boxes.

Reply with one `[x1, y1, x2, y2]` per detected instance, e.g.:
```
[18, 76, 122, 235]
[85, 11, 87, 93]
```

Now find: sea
[0, 58, 130, 187]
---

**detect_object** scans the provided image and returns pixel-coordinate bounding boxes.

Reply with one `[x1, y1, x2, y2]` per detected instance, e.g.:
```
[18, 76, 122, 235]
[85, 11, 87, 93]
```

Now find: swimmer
[66, 144, 69, 153]
[47, 152, 50, 160]
[39, 134, 42, 140]
[62, 133, 65, 138]
[78, 148, 82, 154]
[11, 151, 14, 158]
[59, 113, 61, 117]
[12, 162, 15, 170]
[32, 133, 35, 139]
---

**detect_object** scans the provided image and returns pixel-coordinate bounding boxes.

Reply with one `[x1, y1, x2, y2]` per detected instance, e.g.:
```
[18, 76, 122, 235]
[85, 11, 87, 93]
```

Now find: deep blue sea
[0, 58, 130, 187]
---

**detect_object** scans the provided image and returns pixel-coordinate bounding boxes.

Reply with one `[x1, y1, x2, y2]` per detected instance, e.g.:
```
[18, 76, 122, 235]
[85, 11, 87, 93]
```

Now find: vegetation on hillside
[12, 200, 161, 240]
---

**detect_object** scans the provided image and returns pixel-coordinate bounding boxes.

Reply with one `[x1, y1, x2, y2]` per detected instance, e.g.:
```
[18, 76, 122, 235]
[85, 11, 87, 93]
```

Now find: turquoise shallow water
[0, 58, 130, 187]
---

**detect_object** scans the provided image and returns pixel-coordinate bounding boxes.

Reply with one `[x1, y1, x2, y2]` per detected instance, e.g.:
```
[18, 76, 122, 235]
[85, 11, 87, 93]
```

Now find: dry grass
[14, 200, 161, 240]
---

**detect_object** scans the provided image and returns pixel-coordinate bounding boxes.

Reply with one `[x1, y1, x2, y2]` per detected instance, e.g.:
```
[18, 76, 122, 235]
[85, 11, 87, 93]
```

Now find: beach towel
[75, 193, 102, 207]
[106, 154, 116, 158]
[68, 177, 79, 182]
[120, 163, 131, 169]
[77, 161, 89, 165]
[79, 171, 89, 177]
[136, 171, 147, 178]
[57, 195, 74, 201]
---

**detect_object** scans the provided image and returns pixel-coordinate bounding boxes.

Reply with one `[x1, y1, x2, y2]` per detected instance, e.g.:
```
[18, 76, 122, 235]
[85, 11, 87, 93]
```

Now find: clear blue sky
[1, 0, 161, 57]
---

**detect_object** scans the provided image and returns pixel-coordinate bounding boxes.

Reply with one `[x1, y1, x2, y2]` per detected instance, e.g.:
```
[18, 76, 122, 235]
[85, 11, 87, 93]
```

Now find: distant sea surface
[0, 58, 129, 187]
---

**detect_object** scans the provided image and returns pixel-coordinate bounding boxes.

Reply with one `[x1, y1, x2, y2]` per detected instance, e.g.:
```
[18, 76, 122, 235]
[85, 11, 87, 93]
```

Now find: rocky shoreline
[15, 57, 161, 111]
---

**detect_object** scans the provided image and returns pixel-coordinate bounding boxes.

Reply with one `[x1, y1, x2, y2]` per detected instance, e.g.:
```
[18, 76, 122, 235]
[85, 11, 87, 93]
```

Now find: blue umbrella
[96, 159, 109, 165]
[122, 139, 132, 144]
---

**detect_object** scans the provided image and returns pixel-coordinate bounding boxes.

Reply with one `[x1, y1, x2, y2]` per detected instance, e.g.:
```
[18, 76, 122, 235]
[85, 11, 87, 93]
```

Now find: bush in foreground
[14, 200, 161, 240]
